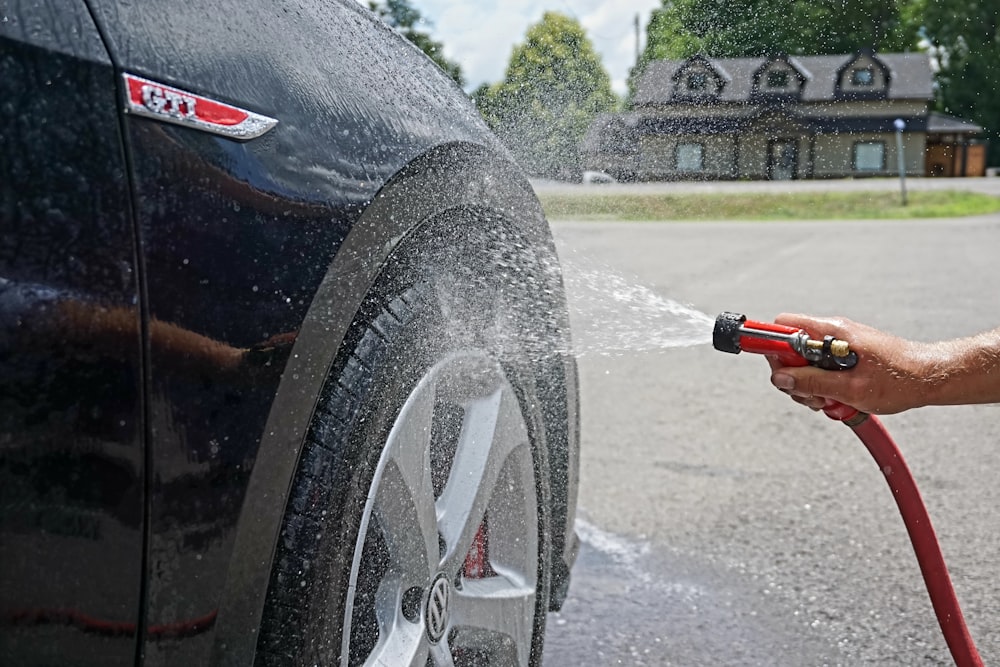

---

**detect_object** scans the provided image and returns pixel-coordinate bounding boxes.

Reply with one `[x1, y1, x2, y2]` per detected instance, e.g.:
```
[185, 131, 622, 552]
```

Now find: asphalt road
[542, 213, 1000, 666]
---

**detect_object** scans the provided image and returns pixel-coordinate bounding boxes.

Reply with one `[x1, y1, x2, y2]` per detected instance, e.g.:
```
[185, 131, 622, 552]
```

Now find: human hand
[766, 313, 935, 415]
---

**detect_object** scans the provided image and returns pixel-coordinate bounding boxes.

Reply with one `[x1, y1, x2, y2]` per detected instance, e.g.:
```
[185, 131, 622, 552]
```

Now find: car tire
[256, 210, 559, 666]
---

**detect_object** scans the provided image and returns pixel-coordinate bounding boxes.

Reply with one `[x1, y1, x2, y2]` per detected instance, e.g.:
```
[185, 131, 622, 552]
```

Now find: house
[583, 50, 985, 181]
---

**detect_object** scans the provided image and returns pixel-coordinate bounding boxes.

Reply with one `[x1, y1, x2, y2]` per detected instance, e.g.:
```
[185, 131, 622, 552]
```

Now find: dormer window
[851, 67, 874, 86]
[767, 71, 789, 88]
[671, 55, 727, 100]
[751, 55, 807, 101]
[835, 51, 889, 99]
[687, 72, 708, 91]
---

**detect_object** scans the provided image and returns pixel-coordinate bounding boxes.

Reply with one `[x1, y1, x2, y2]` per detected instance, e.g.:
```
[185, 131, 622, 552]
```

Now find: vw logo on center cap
[425, 574, 451, 643]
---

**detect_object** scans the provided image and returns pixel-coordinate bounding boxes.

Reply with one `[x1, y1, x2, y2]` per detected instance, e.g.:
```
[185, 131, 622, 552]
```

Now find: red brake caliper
[461, 515, 496, 579]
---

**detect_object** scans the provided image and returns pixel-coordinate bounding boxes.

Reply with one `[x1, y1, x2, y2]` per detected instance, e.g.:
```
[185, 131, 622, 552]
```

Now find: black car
[0, 2, 580, 665]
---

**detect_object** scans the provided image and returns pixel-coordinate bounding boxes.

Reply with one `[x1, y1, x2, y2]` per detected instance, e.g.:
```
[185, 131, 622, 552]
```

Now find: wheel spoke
[429, 639, 456, 667]
[450, 575, 536, 667]
[365, 611, 429, 667]
[346, 353, 544, 667]
[436, 385, 528, 575]
[374, 377, 440, 582]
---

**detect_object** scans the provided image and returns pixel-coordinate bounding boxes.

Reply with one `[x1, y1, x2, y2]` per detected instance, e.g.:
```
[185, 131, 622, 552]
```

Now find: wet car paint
[0, 3, 144, 664]
[2, 1, 579, 665]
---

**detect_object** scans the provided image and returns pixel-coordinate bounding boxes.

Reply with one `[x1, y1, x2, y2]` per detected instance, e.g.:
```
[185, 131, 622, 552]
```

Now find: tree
[646, 0, 920, 57]
[476, 12, 617, 179]
[919, 0, 1000, 165]
[368, 0, 464, 86]
[629, 0, 923, 100]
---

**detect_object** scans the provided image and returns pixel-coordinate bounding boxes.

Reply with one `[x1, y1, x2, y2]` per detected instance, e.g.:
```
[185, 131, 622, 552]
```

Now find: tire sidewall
[258, 210, 555, 666]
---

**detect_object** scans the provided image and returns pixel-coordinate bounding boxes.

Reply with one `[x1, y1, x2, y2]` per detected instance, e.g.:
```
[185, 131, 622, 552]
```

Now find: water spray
[713, 312, 983, 667]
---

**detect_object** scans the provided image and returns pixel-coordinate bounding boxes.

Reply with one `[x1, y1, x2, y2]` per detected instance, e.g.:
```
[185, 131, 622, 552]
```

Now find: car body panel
[82, 0, 511, 661]
[3, 1, 580, 664]
[0, 2, 144, 665]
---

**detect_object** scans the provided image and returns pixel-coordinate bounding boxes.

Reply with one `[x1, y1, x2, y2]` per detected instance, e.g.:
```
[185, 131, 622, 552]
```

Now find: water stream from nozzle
[557, 251, 714, 357]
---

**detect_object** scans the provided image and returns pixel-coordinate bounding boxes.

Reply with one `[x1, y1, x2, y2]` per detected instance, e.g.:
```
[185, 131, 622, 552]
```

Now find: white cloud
[361, 0, 663, 96]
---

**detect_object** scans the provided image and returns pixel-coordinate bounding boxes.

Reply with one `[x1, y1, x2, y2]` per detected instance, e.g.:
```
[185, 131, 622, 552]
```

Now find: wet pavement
[544, 215, 1000, 666]
[544, 519, 845, 666]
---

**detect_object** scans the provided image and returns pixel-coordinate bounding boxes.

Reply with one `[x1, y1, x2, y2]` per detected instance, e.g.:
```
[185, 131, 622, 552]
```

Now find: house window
[853, 141, 885, 171]
[767, 70, 789, 88]
[676, 142, 704, 172]
[686, 72, 708, 92]
[851, 67, 874, 86]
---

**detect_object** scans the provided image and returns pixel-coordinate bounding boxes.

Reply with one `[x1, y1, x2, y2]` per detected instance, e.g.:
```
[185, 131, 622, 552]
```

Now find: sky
[363, 1, 665, 96]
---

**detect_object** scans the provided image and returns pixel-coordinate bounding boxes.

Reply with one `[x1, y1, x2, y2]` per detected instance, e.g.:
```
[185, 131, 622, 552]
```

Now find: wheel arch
[210, 141, 579, 664]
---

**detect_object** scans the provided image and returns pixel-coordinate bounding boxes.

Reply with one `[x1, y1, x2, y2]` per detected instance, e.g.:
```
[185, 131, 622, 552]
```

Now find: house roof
[926, 111, 983, 134]
[634, 52, 933, 105]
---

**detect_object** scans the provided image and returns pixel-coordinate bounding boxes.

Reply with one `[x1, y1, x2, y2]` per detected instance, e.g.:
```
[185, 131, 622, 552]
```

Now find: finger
[765, 355, 784, 372]
[792, 395, 826, 410]
[774, 313, 848, 338]
[771, 366, 846, 404]
[773, 371, 827, 410]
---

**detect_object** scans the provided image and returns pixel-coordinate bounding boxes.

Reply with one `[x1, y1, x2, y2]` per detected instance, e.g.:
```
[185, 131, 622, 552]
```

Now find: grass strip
[538, 190, 1000, 221]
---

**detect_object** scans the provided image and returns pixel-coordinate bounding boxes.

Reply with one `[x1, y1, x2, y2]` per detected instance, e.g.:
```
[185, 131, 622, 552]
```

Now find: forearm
[921, 328, 1000, 407]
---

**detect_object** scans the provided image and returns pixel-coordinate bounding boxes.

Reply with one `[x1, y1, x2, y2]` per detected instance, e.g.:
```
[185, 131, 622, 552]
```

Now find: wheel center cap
[425, 574, 451, 643]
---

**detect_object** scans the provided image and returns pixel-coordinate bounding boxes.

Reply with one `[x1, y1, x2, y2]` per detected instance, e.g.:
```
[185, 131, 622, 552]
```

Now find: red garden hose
[714, 312, 984, 666]
[828, 404, 984, 667]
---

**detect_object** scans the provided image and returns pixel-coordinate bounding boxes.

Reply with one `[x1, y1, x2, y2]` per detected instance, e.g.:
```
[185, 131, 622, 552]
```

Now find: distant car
[582, 170, 618, 184]
[0, 2, 580, 666]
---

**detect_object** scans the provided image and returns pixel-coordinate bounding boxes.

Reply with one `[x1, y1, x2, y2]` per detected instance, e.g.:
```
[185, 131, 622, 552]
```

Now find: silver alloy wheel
[340, 351, 539, 667]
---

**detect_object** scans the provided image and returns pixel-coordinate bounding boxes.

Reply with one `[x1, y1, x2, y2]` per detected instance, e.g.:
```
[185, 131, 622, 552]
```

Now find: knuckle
[793, 373, 818, 395]
[843, 376, 869, 405]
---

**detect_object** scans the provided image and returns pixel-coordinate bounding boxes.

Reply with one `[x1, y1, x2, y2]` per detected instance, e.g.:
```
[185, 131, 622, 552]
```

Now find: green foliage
[645, 0, 919, 57]
[368, 0, 464, 86]
[475, 12, 618, 179]
[537, 190, 1000, 221]
[920, 0, 1000, 164]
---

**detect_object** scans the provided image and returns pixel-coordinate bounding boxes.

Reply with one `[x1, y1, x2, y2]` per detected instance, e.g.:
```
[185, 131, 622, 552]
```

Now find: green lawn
[538, 189, 1000, 221]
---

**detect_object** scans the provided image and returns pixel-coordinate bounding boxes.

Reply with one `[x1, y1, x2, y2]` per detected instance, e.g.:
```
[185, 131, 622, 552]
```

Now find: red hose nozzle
[713, 311, 861, 422]
[713, 311, 857, 370]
